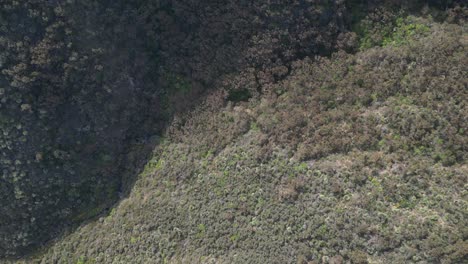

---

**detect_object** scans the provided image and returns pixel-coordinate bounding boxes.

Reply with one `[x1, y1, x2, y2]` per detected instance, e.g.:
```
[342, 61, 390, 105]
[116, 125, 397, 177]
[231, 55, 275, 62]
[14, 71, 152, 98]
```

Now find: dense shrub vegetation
[0, 0, 168, 257]
[0, 0, 359, 257]
[0, 0, 466, 263]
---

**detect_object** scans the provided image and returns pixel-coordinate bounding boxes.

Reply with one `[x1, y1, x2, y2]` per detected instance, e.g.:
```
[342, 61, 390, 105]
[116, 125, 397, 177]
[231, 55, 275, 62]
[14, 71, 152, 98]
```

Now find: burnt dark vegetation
[0, 0, 466, 262]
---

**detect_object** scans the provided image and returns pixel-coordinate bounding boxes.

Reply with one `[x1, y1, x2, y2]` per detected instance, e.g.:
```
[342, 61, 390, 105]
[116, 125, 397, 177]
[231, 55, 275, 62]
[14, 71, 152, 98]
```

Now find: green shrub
[383, 17, 430, 46]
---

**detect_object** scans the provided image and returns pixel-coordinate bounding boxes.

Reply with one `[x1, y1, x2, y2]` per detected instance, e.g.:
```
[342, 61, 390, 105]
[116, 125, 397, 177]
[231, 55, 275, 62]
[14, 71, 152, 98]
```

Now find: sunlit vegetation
[1, 0, 466, 263]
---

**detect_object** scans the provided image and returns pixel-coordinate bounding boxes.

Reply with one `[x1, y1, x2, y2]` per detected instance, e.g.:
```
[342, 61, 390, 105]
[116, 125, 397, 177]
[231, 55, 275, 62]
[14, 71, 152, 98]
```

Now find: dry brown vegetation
[1, 0, 467, 263]
[12, 10, 467, 263]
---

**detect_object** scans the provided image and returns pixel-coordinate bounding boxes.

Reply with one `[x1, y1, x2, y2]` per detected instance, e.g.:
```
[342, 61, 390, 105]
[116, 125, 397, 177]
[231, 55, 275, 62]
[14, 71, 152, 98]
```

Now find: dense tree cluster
[22, 12, 467, 263]
[0, 0, 465, 260]
[0, 0, 166, 257]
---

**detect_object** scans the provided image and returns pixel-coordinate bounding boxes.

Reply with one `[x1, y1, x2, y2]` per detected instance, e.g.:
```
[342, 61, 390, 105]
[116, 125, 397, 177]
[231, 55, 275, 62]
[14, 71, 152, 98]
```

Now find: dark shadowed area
[0, 0, 466, 262]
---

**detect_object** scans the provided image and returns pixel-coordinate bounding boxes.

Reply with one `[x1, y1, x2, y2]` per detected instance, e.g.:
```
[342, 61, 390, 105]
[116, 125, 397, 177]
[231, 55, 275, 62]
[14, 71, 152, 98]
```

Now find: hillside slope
[0, 0, 364, 256]
[14, 16, 468, 264]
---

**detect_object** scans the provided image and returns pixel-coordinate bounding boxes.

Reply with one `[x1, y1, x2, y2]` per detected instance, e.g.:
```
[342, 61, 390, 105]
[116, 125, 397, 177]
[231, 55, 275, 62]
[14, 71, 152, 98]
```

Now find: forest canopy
[0, 0, 466, 262]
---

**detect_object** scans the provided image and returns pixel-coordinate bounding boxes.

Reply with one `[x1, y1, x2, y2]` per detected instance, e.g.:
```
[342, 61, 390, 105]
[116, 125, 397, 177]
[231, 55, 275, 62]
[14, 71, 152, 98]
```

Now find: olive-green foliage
[163, 71, 192, 94]
[355, 9, 432, 50]
[20, 15, 467, 264]
[1, 0, 466, 261]
[354, 8, 400, 50]
[382, 17, 431, 46]
[1, 0, 358, 257]
[227, 89, 252, 102]
[0, 0, 165, 257]
[3, 0, 361, 255]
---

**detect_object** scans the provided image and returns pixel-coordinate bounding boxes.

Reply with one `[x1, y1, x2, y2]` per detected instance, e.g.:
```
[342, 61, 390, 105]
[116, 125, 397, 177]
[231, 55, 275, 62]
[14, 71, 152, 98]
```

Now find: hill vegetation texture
[0, 0, 467, 263]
